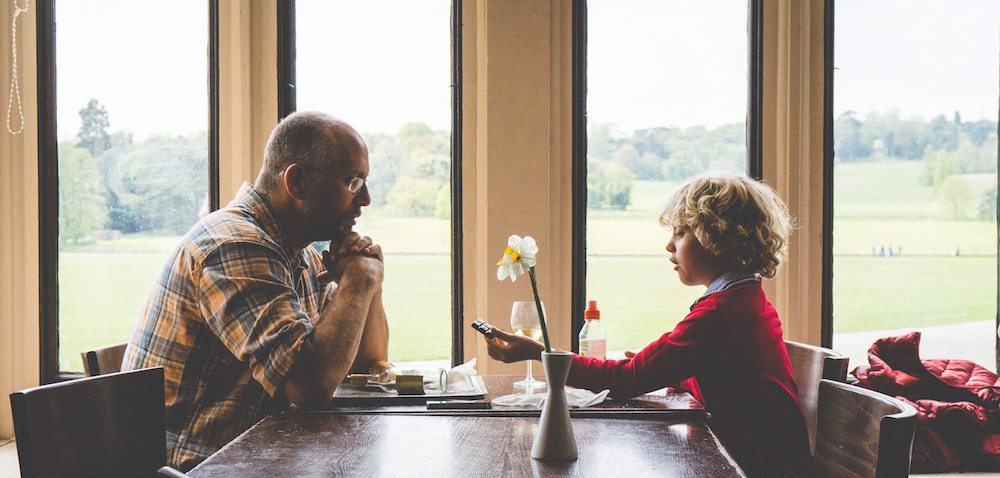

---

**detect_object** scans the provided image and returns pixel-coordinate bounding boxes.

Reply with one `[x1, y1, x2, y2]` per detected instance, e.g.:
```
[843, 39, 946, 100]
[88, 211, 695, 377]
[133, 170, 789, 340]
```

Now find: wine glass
[510, 300, 546, 389]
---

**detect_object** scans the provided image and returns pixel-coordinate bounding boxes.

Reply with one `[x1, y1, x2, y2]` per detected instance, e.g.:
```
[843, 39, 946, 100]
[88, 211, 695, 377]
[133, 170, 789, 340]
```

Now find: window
[577, 0, 758, 356]
[830, 0, 999, 368]
[290, 0, 457, 367]
[39, 0, 214, 378]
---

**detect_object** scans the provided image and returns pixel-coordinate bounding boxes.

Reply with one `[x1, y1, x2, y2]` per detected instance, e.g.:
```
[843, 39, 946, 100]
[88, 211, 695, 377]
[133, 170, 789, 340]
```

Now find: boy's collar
[691, 269, 760, 310]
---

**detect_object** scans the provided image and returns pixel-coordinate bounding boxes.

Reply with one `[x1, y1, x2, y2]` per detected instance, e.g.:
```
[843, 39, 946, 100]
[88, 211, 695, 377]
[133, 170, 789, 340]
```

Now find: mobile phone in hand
[470, 319, 496, 339]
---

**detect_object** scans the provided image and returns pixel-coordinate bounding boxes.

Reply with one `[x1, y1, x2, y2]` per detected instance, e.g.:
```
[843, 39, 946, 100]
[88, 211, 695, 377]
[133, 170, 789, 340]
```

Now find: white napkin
[443, 357, 479, 393]
[409, 358, 479, 393]
[492, 387, 610, 408]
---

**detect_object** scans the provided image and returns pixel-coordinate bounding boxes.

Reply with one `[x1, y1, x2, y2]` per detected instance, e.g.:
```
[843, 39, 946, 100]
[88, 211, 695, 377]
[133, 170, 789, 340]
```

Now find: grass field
[57, 158, 998, 370]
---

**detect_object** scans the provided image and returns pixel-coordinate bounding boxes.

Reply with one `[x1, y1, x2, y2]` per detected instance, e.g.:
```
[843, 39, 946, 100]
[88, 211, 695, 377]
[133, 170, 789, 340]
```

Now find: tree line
[60, 99, 208, 245]
[58, 100, 999, 246]
[586, 111, 997, 217]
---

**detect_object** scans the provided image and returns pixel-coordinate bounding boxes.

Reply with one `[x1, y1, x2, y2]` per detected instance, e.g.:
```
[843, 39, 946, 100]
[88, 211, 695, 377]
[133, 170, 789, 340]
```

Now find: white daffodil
[496, 235, 538, 282]
[495, 234, 551, 352]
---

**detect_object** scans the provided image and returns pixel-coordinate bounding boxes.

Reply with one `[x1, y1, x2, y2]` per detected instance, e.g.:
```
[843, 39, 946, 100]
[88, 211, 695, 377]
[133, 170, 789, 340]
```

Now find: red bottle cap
[584, 300, 600, 320]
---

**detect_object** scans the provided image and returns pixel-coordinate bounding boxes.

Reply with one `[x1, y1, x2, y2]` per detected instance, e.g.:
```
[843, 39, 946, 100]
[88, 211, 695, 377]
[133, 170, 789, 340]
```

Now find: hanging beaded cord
[6, 0, 29, 135]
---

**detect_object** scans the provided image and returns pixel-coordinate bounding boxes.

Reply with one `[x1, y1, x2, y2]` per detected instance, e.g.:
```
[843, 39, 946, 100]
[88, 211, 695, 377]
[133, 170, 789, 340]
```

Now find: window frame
[36, 0, 221, 383]
[277, 0, 465, 366]
[570, 0, 765, 351]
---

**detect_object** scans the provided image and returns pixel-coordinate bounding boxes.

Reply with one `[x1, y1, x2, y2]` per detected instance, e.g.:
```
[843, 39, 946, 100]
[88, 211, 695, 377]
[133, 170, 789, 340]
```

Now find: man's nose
[355, 185, 371, 206]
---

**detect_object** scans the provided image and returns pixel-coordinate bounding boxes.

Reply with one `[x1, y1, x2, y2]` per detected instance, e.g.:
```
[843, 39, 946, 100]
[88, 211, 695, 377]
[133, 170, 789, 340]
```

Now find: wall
[0, 0, 39, 438]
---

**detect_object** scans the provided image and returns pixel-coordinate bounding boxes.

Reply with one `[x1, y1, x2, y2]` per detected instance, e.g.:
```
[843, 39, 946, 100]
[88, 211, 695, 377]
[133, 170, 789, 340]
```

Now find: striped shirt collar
[691, 268, 761, 310]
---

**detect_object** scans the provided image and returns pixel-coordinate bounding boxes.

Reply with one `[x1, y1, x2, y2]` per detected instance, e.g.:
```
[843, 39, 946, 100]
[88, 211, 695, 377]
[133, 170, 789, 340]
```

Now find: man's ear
[283, 163, 309, 201]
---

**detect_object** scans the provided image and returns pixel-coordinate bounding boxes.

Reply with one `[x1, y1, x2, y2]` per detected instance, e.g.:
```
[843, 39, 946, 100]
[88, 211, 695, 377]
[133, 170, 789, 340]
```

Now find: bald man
[123, 111, 389, 471]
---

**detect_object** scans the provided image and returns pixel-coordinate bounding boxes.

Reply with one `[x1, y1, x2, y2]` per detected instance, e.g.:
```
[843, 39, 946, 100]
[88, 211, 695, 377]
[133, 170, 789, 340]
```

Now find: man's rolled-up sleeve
[197, 241, 315, 397]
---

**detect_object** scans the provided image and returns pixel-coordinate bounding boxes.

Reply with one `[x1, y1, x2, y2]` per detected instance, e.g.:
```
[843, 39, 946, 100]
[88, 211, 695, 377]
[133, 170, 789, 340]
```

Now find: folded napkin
[493, 387, 610, 408]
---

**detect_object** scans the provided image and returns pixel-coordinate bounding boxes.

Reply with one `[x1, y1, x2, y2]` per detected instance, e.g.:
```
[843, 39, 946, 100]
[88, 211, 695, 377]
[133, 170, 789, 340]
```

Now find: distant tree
[384, 177, 439, 217]
[76, 99, 112, 157]
[961, 120, 996, 146]
[103, 134, 208, 234]
[919, 147, 957, 189]
[588, 123, 622, 161]
[434, 184, 450, 219]
[938, 175, 974, 220]
[366, 133, 406, 207]
[891, 119, 929, 160]
[410, 150, 450, 185]
[978, 185, 997, 221]
[928, 114, 960, 152]
[614, 143, 662, 180]
[834, 111, 869, 161]
[397, 122, 449, 157]
[587, 159, 633, 210]
[57, 143, 107, 244]
[661, 152, 701, 181]
[953, 138, 996, 175]
[631, 127, 676, 159]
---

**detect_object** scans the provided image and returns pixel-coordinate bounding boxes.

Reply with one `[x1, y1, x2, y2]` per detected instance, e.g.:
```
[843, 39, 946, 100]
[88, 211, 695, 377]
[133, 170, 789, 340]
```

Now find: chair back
[81, 342, 128, 376]
[814, 379, 916, 478]
[785, 339, 849, 453]
[9, 367, 166, 478]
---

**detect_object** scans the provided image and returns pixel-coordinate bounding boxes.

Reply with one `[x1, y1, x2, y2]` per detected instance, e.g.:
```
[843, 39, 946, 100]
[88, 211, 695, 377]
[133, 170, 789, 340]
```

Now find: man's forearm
[283, 273, 378, 408]
[351, 288, 389, 373]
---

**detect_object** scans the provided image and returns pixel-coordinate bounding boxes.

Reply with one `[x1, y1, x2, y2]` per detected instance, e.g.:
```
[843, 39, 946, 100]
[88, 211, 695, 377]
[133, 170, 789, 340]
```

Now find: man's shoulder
[184, 207, 281, 257]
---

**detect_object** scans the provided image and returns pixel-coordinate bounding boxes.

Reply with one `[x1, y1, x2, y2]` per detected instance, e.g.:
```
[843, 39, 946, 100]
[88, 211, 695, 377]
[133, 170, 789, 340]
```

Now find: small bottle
[579, 300, 606, 360]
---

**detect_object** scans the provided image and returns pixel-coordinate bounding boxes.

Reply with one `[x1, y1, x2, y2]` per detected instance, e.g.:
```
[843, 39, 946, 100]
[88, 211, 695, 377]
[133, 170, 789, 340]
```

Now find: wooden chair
[81, 342, 128, 376]
[785, 339, 850, 454]
[814, 379, 916, 478]
[9, 367, 166, 478]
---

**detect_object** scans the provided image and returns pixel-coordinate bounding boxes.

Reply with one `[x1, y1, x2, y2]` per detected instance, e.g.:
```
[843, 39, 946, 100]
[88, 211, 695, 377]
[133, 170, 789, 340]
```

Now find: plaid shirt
[123, 183, 333, 471]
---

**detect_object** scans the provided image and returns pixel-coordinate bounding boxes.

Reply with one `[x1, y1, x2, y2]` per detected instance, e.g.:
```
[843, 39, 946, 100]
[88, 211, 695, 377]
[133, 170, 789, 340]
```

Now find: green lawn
[58, 251, 453, 371]
[58, 158, 998, 370]
[832, 256, 996, 333]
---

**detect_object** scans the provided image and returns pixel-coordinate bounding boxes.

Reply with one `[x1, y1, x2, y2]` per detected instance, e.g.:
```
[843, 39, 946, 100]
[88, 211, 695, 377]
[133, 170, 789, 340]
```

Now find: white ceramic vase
[530, 351, 578, 461]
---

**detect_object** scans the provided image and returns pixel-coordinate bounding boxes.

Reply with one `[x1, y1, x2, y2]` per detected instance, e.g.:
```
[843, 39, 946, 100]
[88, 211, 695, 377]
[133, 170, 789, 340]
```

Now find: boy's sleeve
[567, 303, 729, 399]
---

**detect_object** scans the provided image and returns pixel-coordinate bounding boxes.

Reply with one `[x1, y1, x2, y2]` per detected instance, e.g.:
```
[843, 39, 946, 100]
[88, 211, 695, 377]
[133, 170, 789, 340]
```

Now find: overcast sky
[53, 0, 999, 141]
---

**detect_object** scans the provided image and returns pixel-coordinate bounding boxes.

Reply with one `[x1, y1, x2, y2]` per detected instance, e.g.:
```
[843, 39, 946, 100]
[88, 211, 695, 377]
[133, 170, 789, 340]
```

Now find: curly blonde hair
[658, 173, 793, 278]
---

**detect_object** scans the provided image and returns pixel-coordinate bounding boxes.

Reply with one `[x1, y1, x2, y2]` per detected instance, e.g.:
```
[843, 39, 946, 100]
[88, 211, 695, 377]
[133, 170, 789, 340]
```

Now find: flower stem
[527, 267, 551, 353]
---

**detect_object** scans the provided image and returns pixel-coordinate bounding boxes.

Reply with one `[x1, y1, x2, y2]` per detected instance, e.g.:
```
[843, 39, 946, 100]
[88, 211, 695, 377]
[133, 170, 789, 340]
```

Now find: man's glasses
[298, 164, 368, 193]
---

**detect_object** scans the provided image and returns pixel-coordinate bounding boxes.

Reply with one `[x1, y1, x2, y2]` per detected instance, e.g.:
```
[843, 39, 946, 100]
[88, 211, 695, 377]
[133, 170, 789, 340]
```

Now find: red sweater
[567, 282, 813, 477]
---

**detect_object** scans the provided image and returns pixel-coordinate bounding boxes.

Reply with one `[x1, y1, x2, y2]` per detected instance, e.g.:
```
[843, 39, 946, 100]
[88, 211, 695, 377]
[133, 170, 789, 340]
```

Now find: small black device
[470, 319, 496, 339]
[426, 399, 492, 410]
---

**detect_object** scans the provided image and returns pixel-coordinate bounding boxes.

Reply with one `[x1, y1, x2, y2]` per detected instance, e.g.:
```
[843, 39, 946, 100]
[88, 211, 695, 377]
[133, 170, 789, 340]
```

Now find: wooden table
[188, 376, 743, 477]
[187, 413, 745, 477]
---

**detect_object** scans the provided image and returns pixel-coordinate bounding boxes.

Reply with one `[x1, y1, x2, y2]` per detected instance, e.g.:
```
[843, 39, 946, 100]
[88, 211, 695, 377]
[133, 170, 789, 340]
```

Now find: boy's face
[665, 226, 724, 287]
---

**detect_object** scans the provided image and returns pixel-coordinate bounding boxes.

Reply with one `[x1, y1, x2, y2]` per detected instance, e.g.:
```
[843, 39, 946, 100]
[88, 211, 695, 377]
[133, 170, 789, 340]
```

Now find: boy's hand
[485, 328, 545, 363]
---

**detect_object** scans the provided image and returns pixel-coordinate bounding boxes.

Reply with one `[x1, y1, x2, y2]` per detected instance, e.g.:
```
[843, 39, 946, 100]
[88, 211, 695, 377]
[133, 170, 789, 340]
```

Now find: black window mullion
[449, 0, 464, 367]
[748, 0, 764, 179]
[821, 0, 835, 348]
[37, 0, 61, 383]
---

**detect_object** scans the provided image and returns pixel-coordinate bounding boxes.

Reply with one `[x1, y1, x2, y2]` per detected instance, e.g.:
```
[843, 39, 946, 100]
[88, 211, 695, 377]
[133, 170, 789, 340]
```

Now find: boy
[486, 173, 813, 477]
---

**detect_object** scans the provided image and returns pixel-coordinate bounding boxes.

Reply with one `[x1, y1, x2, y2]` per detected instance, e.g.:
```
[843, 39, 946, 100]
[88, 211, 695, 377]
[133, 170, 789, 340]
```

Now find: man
[122, 111, 390, 471]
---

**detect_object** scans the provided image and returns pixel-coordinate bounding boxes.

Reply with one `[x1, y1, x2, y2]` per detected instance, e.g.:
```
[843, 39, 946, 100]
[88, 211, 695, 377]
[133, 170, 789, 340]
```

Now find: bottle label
[579, 338, 607, 361]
